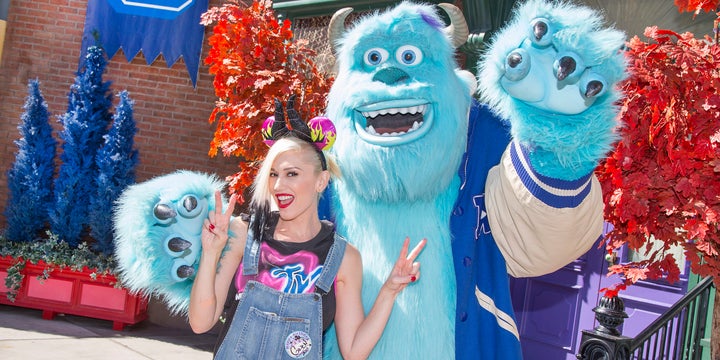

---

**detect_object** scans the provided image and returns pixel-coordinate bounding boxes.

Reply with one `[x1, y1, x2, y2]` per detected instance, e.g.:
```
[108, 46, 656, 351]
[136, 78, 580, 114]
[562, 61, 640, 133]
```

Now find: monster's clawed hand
[152, 193, 209, 282]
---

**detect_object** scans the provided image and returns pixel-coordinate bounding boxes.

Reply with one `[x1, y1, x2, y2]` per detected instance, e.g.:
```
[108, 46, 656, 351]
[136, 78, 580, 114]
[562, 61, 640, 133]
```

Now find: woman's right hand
[201, 190, 238, 256]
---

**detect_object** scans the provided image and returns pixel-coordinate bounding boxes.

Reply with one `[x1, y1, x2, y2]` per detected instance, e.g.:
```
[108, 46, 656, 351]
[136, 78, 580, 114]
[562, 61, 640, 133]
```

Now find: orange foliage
[201, 0, 333, 199]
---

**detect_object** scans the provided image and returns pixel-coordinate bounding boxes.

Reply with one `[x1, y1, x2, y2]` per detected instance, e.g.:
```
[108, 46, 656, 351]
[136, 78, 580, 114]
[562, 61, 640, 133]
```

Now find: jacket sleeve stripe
[509, 140, 593, 208]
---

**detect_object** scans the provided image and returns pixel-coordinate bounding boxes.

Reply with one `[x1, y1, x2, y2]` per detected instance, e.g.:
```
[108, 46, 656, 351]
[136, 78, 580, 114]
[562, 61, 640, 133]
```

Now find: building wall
[0, 0, 239, 233]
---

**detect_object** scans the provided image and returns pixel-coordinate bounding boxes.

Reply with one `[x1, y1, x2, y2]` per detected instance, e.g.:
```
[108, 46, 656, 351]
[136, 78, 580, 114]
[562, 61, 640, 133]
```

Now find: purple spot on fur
[420, 11, 443, 30]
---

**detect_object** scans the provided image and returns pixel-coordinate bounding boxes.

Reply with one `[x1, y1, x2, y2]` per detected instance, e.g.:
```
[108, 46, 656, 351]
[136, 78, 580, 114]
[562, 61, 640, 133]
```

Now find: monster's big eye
[396, 45, 423, 66]
[529, 18, 553, 47]
[178, 195, 203, 218]
[364, 48, 389, 66]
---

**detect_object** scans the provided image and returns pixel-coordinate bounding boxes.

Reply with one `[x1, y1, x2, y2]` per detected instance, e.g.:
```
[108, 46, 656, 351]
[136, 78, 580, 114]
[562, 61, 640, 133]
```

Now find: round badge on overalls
[285, 331, 312, 358]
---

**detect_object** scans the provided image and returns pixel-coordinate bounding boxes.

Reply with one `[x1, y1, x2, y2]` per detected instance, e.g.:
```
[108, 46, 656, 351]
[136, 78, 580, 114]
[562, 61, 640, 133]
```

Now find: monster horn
[438, 3, 469, 48]
[328, 7, 353, 54]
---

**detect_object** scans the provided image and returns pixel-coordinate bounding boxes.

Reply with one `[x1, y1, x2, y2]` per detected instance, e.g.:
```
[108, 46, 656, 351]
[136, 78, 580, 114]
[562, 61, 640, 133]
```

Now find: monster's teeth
[365, 121, 424, 136]
[362, 105, 427, 119]
[362, 111, 377, 118]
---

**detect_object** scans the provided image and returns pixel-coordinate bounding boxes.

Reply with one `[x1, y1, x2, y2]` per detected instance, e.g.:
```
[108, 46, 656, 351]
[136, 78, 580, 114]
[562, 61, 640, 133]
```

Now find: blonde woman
[189, 97, 425, 360]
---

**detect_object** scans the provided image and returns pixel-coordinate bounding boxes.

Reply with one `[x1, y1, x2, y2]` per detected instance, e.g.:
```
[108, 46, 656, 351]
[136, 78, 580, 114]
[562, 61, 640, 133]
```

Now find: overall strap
[314, 233, 347, 294]
[242, 214, 261, 276]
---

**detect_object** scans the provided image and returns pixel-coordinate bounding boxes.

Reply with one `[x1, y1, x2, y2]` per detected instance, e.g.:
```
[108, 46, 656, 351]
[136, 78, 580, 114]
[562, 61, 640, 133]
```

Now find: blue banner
[81, 0, 208, 86]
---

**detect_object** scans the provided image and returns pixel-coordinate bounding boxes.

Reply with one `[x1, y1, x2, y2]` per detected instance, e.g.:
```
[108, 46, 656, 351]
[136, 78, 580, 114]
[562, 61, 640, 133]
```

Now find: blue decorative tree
[4, 79, 57, 243]
[50, 46, 113, 247]
[89, 91, 138, 254]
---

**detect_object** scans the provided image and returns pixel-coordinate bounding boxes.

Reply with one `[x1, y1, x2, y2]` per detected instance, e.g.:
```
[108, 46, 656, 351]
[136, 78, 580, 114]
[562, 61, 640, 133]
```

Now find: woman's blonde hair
[250, 137, 340, 209]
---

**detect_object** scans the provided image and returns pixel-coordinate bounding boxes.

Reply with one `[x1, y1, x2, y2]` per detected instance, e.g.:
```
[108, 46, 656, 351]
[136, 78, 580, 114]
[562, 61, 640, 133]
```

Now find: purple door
[509, 240, 607, 360]
[510, 225, 690, 359]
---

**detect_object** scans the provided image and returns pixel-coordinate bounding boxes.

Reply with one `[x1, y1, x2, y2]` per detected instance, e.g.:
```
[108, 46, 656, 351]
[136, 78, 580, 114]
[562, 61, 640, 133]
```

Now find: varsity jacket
[451, 101, 603, 360]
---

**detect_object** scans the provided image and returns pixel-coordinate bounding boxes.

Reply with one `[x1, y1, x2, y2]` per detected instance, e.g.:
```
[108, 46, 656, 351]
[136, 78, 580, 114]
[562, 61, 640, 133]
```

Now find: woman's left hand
[384, 237, 426, 293]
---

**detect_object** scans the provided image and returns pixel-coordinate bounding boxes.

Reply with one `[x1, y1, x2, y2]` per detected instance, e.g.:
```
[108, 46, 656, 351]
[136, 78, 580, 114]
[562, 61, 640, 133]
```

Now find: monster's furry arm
[478, 0, 627, 277]
[478, 0, 627, 180]
[113, 170, 230, 314]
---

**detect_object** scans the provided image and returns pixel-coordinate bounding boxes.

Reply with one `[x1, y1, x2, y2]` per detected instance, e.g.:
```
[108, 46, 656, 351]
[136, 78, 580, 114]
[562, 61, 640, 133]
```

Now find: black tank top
[224, 214, 338, 330]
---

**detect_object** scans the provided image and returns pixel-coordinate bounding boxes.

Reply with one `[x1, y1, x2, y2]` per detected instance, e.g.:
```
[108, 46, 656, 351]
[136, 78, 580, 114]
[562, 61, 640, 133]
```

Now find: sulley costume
[112, 1, 627, 359]
[320, 2, 473, 359]
[326, 3, 475, 359]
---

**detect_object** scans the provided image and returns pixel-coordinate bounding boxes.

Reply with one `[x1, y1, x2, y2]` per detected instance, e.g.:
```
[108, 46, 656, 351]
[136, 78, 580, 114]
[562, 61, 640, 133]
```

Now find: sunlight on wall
[628, 235, 688, 275]
[0, 20, 5, 65]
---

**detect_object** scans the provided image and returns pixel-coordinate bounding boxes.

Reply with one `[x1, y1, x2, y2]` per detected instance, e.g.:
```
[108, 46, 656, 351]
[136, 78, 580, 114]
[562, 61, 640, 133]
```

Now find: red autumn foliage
[201, 0, 333, 198]
[597, 25, 720, 296]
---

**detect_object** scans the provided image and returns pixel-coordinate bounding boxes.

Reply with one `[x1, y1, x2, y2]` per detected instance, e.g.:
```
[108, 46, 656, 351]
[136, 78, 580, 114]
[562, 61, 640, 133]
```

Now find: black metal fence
[577, 276, 715, 360]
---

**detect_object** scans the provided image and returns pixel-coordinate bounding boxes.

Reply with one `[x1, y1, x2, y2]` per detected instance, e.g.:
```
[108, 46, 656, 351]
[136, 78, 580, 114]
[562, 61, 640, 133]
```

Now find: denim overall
[214, 226, 346, 360]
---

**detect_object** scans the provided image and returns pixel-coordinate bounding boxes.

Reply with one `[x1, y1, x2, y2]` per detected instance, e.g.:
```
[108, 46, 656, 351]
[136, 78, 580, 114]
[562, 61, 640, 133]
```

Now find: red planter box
[0, 256, 148, 330]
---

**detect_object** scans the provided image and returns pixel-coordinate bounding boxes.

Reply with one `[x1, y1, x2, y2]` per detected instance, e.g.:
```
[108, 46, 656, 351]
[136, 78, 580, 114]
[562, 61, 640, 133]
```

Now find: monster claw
[584, 80, 604, 98]
[167, 237, 192, 252]
[529, 18, 553, 47]
[533, 21, 547, 41]
[504, 49, 530, 82]
[153, 203, 177, 223]
[555, 56, 576, 81]
[176, 265, 196, 279]
[507, 53, 523, 69]
[183, 195, 198, 212]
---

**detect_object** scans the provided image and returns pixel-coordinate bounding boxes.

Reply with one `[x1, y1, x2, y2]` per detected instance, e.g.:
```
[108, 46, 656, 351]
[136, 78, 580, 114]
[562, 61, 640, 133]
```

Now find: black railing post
[577, 295, 632, 359]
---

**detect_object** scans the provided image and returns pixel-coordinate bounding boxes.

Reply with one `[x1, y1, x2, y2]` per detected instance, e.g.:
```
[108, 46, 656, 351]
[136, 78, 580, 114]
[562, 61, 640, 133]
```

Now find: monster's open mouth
[354, 101, 432, 146]
[361, 104, 426, 136]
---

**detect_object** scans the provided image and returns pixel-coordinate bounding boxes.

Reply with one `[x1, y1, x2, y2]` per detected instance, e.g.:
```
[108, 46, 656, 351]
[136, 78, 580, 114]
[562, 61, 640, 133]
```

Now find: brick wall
[0, 0, 240, 229]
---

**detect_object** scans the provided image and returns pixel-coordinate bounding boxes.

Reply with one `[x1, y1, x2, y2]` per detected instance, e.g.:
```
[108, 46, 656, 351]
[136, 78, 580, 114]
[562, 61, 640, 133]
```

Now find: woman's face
[269, 148, 328, 222]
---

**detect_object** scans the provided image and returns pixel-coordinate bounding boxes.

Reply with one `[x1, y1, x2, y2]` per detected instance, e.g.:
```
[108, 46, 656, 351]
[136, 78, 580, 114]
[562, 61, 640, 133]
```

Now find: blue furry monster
[113, 170, 226, 314]
[451, 1, 628, 359]
[321, 2, 474, 358]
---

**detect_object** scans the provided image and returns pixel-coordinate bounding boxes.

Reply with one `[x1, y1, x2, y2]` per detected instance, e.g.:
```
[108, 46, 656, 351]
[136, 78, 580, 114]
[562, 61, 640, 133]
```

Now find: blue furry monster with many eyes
[113, 170, 226, 314]
[322, 2, 474, 359]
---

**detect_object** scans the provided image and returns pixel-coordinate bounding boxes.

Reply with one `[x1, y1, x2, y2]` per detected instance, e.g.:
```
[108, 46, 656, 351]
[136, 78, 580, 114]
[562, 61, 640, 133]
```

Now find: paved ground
[0, 304, 218, 359]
